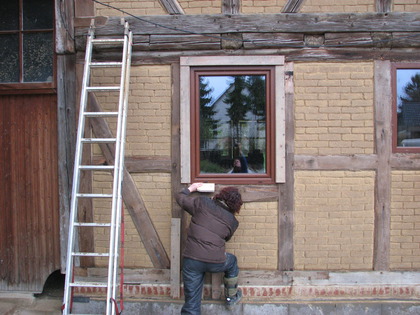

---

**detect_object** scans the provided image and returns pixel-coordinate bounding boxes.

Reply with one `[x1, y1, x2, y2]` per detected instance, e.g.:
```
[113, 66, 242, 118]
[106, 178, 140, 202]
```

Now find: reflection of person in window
[229, 144, 249, 173]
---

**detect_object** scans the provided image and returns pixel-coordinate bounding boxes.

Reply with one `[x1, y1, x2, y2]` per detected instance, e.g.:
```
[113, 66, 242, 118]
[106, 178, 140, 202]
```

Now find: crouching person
[176, 183, 243, 315]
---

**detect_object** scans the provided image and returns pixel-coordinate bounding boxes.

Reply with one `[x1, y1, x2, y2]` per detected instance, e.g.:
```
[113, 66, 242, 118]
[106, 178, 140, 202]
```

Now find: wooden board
[0, 94, 60, 291]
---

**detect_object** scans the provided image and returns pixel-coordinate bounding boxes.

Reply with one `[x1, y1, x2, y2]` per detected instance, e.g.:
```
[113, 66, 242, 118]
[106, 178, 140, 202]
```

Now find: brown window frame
[190, 66, 276, 185]
[0, 0, 56, 95]
[392, 63, 420, 154]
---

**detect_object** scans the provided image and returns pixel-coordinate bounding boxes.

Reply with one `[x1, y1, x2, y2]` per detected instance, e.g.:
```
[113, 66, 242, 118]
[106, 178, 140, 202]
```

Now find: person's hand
[188, 183, 203, 192]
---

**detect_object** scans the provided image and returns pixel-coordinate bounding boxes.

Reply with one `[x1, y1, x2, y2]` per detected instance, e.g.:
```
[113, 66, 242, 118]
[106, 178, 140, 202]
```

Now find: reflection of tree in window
[199, 74, 267, 174]
[225, 76, 250, 145]
[397, 72, 420, 147]
[200, 77, 221, 172]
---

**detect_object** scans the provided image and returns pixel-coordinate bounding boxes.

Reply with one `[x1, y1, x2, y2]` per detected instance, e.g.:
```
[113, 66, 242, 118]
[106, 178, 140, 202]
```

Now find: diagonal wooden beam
[282, 0, 307, 13]
[88, 94, 170, 269]
[157, 0, 185, 15]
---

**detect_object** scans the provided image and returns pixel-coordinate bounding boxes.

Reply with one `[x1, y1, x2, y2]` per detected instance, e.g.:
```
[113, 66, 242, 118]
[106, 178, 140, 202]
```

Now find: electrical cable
[91, 0, 420, 49]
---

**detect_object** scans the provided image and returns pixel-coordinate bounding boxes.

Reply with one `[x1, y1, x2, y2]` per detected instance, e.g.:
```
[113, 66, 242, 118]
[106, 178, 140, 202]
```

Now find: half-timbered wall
[60, 0, 420, 302]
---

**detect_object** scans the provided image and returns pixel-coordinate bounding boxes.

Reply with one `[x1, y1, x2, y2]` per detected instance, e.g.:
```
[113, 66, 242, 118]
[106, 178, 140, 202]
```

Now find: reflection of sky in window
[397, 69, 420, 98]
[203, 76, 232, 104]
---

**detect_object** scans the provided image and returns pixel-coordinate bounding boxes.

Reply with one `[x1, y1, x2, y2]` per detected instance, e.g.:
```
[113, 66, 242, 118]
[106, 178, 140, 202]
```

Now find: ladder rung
[81, 138, 117, 143]
[90, 61, 123, 68]
[92, 38, 125, 44]
[84, 111, 119, 117]
[72, 252, 110, 257]
[86, 86, 120, 92]
[79, 165, 114, 170]
[70, 281, 108, 288]
[76, 193, 113, 198]
[74, 222, 112, 227]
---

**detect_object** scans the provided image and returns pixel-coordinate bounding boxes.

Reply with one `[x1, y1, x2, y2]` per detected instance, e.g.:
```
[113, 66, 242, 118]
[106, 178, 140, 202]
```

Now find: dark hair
[214, 187, 243, 214]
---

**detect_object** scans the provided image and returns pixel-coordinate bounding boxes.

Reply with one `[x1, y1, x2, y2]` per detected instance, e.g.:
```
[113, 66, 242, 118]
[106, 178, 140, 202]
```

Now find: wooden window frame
[180, 56, 285, 184]
[392, 63, 420, 154]
[0, 0, 56, 95]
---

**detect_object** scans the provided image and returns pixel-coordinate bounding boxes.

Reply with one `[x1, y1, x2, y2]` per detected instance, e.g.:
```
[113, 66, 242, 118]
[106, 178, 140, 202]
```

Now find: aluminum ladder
[62, 20, 132, 315]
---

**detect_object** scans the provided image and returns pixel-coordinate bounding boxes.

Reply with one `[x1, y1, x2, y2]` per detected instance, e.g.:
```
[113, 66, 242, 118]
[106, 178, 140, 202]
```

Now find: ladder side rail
[106, 22, 132, 315]
[62, 25, 95, 315]
[111, 26, 133, 315]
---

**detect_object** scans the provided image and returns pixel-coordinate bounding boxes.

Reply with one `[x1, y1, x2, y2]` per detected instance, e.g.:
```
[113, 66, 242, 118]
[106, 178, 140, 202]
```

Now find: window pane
[23, 32, 53, 82]
[23, 0, 54, 30]
[199, 75, 267, 174]
[0, 1, 19, 30]
[0, 34, 19, 83]
[396, 69, 420, 147]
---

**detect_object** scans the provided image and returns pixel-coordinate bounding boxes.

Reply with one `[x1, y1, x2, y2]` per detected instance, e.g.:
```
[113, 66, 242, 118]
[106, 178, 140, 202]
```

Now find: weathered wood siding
[0, 94, 60, 292]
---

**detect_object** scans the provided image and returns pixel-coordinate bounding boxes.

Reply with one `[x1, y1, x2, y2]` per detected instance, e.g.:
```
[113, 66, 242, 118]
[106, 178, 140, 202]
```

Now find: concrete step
[72, 299, 420, 315]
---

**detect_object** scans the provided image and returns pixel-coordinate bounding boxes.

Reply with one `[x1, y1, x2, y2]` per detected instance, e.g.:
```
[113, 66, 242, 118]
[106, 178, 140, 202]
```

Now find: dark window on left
[0, 0, 54, 88]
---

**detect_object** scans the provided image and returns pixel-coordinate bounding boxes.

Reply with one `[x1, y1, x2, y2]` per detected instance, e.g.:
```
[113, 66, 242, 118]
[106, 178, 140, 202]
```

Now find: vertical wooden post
[211, 273, 223, 299]
[278, 62, 295, 271]
[373, 60, 392, 270]
[171, 63, 183, 297]
[376, 0, 392, 13]
[171, 218, 181, 298]
[222, 0, 240, 14]
[57, 55, 77, 271]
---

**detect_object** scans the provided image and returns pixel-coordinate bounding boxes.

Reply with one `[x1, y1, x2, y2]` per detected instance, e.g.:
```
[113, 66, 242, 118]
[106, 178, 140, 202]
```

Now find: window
[0, 0, 54, 92]
[180, 56, 285, 184]
[392, 63, 420, 153]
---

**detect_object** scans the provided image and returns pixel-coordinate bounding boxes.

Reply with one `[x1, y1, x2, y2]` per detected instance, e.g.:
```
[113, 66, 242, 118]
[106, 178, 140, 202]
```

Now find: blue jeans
[181, 253, 239, 315]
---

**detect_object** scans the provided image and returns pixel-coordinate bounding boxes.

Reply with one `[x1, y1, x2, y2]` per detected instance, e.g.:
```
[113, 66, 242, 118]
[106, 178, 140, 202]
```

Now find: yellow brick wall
[390, 171, 420, 270]
[294, 62, 374, 155]
[294, 171, 375, 270]
[92, 65, 171, 157]
[95, 0, 165, 16]
[92, 173, 172, 268]
[127, 66, 172, 156]
[227, 201, 278, 270]
[242, 0, 287, 14]
[90, 64, 172, 268]
[394, 0, 420, 12]
[301, 0, 375, 13]
[93, 0, 420, 16]
[178, 0, 221, 14]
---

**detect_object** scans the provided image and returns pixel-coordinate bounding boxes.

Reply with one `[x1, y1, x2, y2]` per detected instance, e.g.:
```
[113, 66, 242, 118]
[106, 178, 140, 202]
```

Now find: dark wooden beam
[294, 155, 378, 170]
[88, 94, 170, 269]
[75, 13, 420, 36]
[390, 154, 420, 170]
[282, 0, 307, 13]
[55, 0, 75, 54]
[57, 54, 77, 271]
[157, 0, 185, 15]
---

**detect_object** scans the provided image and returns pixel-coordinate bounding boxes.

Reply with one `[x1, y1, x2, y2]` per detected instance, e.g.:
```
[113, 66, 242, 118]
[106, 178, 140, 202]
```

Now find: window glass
[23, 32, 53, 82]
[0, 2, 19, 30]
[180, 56, 285, 184]
[23, 0, 54, 30]
[199, 75, 267, 174]
[0, 0, 54, 86]
[396, 68, 420, 148]
[0, 34, 19, 83]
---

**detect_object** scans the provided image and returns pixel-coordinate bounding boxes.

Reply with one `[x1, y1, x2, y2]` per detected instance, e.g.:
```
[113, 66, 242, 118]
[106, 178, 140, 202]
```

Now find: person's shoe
[225, 289, 242, 309]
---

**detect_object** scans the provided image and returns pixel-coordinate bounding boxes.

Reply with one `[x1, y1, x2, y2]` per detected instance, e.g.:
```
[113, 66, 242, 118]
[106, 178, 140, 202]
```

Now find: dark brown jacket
[176, 188, 239, 263]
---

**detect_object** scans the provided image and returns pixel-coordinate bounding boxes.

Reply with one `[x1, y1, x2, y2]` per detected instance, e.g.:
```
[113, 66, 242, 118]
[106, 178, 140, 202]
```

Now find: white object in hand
[197, 183, 215, 192]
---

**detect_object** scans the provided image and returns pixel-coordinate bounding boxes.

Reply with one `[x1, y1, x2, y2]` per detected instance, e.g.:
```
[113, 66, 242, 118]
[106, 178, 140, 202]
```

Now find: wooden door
[0, 94, 60, 292]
